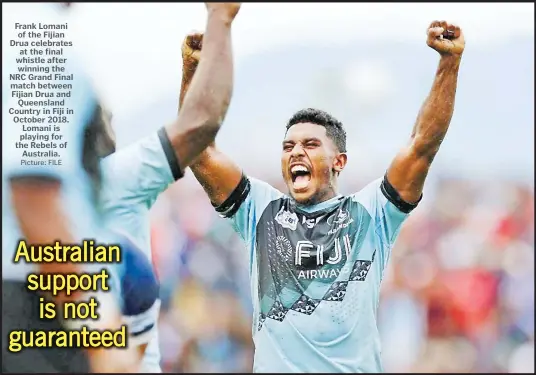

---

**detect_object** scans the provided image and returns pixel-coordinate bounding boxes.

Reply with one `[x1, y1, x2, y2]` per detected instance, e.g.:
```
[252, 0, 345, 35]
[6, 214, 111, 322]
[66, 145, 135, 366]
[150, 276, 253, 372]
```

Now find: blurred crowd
[150, 172, 534, 373]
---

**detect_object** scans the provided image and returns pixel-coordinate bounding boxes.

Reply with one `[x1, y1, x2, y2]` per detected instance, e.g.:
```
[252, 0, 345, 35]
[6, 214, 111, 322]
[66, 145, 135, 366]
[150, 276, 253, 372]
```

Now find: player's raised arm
[163, 2, 240, 175]
[180, 32, 243, 207]
[180, 31, 284, 249]
[386, 21, 464, 204]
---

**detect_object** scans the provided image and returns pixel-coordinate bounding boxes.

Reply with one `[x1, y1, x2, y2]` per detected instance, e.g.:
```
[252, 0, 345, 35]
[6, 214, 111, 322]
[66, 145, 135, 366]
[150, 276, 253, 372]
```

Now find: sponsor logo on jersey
[302, 215, 322, 229]
[327, 209, 354, 234]
[294, 234, 352, 279]
[275, 207, 299, 231]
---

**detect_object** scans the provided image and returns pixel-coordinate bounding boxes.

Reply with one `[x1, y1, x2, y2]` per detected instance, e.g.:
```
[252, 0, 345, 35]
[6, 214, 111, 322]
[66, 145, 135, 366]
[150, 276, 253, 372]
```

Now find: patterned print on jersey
[255, 196, 375, 330]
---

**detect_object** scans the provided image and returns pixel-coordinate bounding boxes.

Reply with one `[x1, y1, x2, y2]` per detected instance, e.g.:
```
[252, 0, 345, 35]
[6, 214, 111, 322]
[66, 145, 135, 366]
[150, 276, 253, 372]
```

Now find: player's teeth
[291, 166, 307, 173]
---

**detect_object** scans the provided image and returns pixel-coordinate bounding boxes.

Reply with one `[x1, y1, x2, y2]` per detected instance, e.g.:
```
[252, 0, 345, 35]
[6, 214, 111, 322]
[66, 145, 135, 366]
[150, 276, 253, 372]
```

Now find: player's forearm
[411, 55, 460, 160]
[179, 87, 238, 207]
[179, 62, 198, 112]
[188, 13, 234, 118]
[190, 144, 242, 206]
[166, 14, 234, 170]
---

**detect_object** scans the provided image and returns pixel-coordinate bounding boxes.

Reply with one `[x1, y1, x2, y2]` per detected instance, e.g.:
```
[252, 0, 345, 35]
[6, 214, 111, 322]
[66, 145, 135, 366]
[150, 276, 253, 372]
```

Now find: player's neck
[317, 189, 338, 203]
[317, 180, 340, 203]
[296, 189, 340, 207]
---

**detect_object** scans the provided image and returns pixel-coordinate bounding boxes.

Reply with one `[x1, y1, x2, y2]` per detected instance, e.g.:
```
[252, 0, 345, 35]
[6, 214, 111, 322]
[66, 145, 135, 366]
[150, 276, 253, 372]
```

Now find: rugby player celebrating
[182, 20, 464, 372]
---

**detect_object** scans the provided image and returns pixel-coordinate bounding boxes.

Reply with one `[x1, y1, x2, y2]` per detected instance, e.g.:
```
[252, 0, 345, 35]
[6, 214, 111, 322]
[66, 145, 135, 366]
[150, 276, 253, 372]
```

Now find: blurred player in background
[88, 3, 241, 371]
[75, 105, 161, 365]
[183, 21, 465, 372]
[2, 3, 138, 373]
[112, 231, 161, 358]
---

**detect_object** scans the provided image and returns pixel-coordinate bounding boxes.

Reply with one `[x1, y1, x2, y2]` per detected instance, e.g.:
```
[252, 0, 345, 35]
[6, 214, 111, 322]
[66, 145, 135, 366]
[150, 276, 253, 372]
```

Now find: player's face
[281, 123, 345, 205]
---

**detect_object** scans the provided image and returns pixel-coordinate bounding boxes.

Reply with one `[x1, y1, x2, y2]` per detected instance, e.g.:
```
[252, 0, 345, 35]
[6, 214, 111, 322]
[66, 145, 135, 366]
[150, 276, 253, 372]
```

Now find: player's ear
[332, 152, 347, 174]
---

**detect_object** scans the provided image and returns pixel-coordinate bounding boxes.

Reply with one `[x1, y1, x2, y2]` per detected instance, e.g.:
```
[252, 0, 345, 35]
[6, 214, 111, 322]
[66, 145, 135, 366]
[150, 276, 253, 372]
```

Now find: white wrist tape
[61, 291, 120, 332]
[123, 300, 161, 347]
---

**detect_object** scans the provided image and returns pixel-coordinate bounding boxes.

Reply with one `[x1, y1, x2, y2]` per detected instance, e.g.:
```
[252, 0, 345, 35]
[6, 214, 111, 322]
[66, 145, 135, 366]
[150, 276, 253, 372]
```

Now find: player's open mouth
[290, 164, 311, 191]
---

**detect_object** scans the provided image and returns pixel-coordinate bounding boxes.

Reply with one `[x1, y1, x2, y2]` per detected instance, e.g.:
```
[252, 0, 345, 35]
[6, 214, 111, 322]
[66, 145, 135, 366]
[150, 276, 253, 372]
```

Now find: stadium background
[17, 3, 535, 372]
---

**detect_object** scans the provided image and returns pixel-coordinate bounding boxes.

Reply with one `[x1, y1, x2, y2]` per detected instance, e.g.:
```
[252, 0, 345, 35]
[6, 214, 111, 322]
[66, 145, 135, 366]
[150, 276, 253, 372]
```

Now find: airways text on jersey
[255, 196, 376, 330]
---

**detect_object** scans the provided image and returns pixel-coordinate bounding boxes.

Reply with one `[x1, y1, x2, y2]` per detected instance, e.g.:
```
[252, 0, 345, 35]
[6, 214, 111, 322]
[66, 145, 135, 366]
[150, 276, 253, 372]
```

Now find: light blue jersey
[99, 128, 181, 372]
[2, 3, 102, 281]
[220, 175, 417, 373]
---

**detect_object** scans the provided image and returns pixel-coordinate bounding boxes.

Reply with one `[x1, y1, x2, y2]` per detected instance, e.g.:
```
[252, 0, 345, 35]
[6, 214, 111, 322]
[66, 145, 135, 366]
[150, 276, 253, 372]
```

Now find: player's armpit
[190, 145, 244, 207]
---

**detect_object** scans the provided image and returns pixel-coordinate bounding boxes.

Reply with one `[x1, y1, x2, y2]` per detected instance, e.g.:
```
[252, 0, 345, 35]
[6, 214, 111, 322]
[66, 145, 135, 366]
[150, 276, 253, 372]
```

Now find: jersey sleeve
[100, 128, 182, 209]
[3, 58, 98, 183]
[351, 175, 421, 272]
[215, 176, 283, 259]
[124, 300, 161, 347]
[217, 176, 283, 243]
[115, 232, 160, 347]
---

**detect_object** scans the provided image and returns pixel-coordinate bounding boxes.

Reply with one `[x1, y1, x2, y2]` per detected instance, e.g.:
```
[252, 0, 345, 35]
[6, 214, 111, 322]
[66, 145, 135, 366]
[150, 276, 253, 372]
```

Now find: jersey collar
[294, 194, 344, 214]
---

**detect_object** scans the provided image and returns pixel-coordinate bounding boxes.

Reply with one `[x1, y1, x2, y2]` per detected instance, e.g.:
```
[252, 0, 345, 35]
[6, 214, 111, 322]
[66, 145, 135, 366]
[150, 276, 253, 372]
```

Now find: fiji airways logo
[295, 234, 352, 279]
[327, 209, 354, 235]
[275, 207, 299, 231]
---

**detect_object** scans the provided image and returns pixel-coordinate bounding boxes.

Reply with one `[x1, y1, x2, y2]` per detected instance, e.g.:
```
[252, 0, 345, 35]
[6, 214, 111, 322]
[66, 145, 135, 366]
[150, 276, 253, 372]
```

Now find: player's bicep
[386, 144, 429, 204]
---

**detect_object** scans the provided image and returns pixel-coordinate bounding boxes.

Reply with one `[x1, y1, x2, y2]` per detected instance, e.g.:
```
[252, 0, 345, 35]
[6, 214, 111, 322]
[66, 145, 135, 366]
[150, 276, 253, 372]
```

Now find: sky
[3, 2, 534, 116]
[1, 3, 534, 183]
[53, 3, 536, 116]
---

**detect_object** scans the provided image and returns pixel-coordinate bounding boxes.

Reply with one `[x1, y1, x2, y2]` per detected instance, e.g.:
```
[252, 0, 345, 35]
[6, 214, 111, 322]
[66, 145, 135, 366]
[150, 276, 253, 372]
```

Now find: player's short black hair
[82, 104, 116, 209]
[285, 108, 347, 153]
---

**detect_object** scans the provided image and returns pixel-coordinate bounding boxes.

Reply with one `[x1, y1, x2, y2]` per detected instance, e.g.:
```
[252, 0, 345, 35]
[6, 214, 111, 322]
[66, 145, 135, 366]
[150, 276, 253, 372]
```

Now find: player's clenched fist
[427, 21, 465, 56]
[205, 3, 241, 24]
[182, 32, 203, 71]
